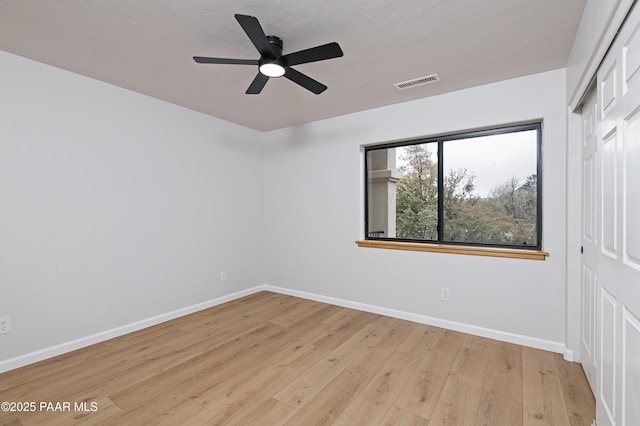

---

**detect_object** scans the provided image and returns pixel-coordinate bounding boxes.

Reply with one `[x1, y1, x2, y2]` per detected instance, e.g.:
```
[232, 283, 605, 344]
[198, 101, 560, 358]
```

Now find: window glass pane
[442, 130, 538, 245]
[396, 143, 438, 240]
[366, 147, 401, 239]
[366, 143, 438, 240]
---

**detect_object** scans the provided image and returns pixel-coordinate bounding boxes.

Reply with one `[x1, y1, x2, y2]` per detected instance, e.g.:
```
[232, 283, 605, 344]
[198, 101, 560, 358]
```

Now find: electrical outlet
[440, 288, 450, 301]
[0, 317, 10, 334]
[220, 271, 228, 282]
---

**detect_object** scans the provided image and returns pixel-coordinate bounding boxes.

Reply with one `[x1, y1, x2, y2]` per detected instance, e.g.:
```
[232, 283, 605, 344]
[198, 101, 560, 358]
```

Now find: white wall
[263, 69, 568, 349]
[0, 50, 571, 370]
[0, 51, 264, 365]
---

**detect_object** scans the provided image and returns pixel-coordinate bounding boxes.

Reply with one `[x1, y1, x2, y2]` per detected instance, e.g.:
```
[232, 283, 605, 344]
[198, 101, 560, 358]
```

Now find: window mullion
[437, 139, 444, 243]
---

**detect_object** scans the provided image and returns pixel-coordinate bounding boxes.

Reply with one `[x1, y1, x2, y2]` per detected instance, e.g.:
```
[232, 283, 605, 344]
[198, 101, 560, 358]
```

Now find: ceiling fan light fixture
[259, 61, 285, 77]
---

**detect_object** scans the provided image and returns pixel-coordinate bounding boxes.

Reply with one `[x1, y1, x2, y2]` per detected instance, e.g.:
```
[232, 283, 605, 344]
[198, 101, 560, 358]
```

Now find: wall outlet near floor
[0, 317, 10, 334]
[440, 288, 450, 301]
[220, 271, 228, 282]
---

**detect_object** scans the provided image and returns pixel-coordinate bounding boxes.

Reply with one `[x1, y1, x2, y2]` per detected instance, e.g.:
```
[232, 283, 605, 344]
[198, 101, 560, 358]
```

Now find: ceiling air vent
[393, 73, 440, 91]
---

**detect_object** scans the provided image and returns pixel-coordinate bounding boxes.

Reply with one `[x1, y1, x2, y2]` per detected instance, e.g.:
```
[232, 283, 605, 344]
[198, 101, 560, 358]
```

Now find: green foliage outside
[396, 144, 538, 246]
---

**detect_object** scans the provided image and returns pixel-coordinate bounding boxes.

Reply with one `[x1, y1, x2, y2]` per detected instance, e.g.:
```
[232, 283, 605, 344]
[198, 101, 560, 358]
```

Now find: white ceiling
[0, 0, 585, 132]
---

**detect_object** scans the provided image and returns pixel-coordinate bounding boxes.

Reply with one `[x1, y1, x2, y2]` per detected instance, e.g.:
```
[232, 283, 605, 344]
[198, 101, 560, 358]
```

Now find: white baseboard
[0, 285, 264, 374]
[264, 285, 566, 354]
[563, 348, 575, 362]
[1, 283, 570, 374]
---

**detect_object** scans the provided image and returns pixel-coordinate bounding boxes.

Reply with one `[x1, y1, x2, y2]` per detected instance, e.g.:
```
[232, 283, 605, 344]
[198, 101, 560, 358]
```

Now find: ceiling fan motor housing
[259, 36, 286, 77]
[265, 35, 283, 57]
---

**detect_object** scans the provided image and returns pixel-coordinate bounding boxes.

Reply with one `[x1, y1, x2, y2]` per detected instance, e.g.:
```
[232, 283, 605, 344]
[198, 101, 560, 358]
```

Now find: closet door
[589, 4, 640, 425]
[581, 88, 598, 395]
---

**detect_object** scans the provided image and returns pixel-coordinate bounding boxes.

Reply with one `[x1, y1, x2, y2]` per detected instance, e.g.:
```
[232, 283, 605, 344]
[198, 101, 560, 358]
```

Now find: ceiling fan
[193, 14, 343, 95]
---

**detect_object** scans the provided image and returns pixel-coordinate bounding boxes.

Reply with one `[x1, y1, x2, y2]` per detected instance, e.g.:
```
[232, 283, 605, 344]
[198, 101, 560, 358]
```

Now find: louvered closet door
[588, 3, 640, 426]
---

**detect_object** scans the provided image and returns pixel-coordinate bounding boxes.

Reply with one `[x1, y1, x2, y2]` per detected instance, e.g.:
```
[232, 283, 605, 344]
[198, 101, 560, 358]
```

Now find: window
[364, 123, 542, 250]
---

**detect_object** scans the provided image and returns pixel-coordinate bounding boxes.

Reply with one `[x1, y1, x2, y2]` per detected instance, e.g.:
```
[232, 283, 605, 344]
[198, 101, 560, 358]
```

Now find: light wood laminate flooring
[0, 291, 595, 425]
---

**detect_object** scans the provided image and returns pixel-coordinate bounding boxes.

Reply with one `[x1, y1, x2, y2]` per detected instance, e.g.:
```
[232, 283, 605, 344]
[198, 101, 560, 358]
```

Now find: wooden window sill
[355, 240, 549, 261]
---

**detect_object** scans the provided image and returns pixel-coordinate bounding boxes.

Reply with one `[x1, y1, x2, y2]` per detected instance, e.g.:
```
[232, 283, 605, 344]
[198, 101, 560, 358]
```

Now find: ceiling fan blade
[283, 42, 343, 66]
[246, 73, 269, 94]
[235, 14, 275, 58]
[193, 57, 259, 65]
[284, 67, 327, 94]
